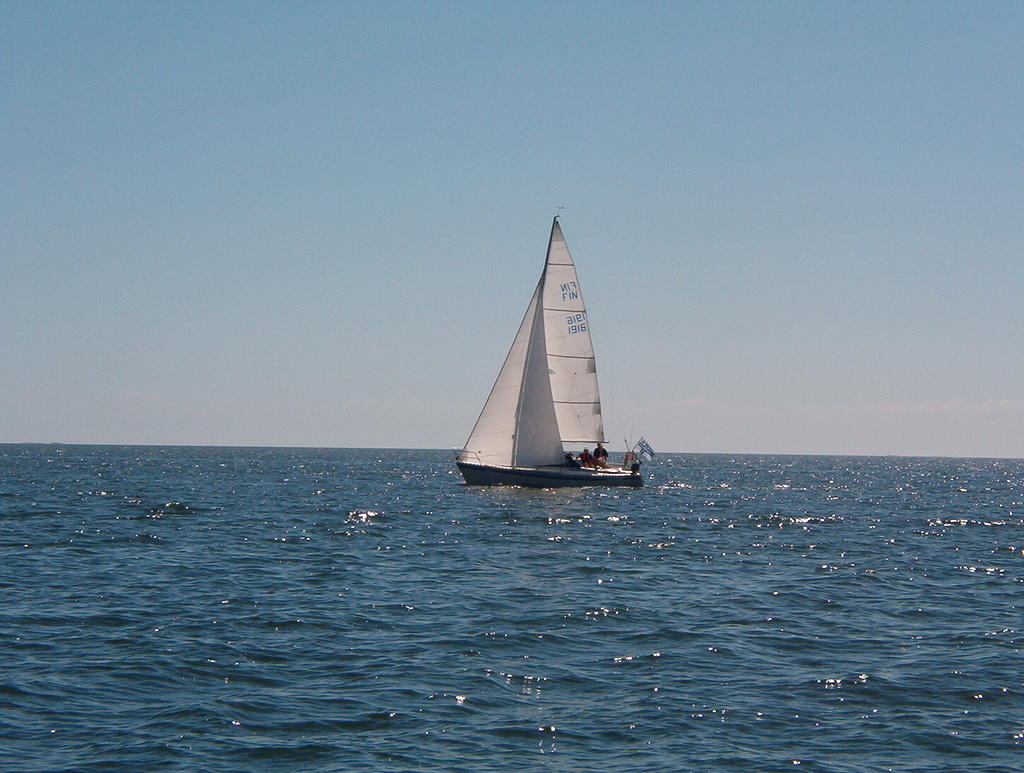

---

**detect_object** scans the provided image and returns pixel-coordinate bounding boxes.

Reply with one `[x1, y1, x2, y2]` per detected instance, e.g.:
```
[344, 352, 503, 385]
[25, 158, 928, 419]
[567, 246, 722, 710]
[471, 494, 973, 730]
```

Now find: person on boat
[594, 442, 609, 468]
[564, 451, 580, 468]
[579, 448, 594, 468]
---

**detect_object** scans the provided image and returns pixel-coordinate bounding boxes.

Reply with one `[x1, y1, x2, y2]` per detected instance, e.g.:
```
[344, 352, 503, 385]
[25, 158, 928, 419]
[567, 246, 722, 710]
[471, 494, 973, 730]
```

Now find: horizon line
[1, 441, 1020, 462]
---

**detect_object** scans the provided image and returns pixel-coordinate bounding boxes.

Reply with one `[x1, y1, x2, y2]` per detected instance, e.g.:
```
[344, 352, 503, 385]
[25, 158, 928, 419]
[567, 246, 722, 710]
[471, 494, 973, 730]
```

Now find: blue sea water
[1, 445, 1022, 772]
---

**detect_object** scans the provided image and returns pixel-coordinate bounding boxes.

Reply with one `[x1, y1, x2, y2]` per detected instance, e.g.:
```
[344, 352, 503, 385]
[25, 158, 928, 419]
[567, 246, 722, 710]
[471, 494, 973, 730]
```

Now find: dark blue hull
[456, 461, 642, 488]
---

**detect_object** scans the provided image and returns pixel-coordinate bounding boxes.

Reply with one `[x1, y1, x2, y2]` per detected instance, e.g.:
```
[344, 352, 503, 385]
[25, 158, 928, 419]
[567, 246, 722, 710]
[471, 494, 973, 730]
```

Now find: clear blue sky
[2, 1, 1022, 457]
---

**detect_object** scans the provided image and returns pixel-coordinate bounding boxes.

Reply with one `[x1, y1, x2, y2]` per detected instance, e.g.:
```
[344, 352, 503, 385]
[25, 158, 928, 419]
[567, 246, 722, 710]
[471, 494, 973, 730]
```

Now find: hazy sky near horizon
[3, 1, 1022, 457]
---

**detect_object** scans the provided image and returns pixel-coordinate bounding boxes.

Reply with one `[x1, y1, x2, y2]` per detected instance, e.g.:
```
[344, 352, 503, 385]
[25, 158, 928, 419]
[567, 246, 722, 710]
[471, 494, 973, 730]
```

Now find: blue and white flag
[636, 437, 655, 461]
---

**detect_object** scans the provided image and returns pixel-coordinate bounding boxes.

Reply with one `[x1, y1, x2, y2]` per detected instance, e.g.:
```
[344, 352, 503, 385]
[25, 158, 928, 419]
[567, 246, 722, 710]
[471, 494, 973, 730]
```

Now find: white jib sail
[511, 276, 564, 467]
[542, 220, 605, 444]
[461, 277, 562, 468]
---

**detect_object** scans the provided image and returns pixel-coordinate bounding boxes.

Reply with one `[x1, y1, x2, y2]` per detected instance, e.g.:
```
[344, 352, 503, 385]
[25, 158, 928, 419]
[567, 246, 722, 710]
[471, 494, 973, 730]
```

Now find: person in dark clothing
[579, 448, 594, 467]
[594, 442, 609, 468]
[564, 451, 580, 468]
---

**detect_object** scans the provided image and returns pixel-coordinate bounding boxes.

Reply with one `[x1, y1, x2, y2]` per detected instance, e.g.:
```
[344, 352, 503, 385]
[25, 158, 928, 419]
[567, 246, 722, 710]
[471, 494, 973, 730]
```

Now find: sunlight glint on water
[0, 445, 1021, 771]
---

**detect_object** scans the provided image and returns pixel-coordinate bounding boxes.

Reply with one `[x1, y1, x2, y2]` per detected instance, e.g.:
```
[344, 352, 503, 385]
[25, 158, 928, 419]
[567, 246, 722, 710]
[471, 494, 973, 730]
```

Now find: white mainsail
[542, 220, 604, 444]
[460, 218, 604, 469]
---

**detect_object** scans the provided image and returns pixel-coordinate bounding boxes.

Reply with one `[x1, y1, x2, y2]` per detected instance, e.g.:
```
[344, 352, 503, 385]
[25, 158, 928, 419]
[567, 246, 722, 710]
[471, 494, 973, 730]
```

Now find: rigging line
[553, 400, 600, 405]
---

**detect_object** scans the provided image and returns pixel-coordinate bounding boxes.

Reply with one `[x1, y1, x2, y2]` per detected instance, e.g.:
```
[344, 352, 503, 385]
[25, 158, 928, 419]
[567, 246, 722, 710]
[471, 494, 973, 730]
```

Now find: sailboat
[456, 217, 642, 487]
